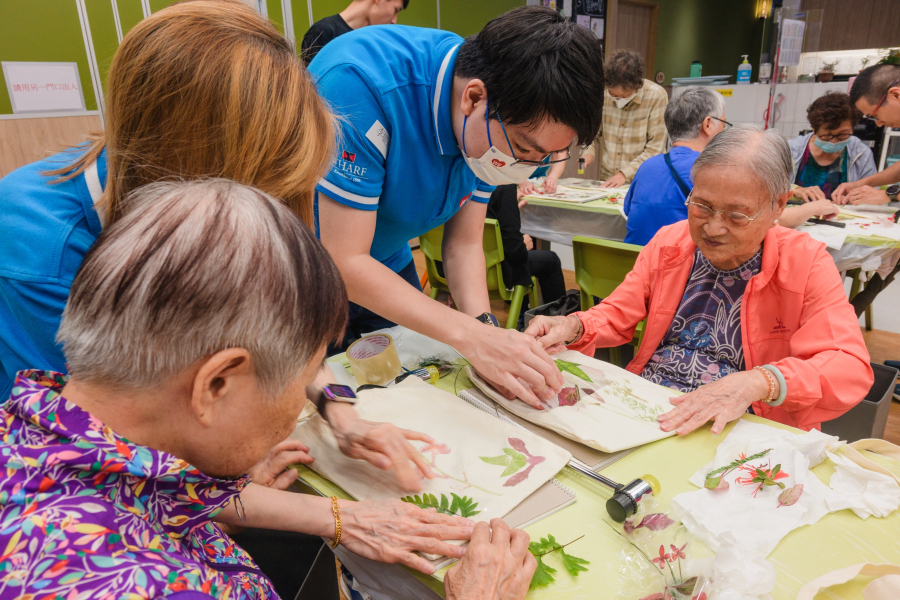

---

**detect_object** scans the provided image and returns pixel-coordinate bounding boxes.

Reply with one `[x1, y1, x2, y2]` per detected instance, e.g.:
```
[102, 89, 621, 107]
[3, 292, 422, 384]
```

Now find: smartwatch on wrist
[312, 384, 357, 418]
[475, 312, 500, 327]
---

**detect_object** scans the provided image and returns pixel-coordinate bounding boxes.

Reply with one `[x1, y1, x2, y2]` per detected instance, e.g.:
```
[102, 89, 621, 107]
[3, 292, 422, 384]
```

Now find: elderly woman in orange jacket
[526, 125, 872, 434]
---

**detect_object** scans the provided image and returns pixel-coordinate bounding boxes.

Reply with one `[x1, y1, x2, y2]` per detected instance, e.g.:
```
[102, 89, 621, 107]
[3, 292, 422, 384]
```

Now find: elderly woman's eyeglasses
[816, 131, 852, 142]
[684, 192, 770, 228]
[866, 79, 899, 120]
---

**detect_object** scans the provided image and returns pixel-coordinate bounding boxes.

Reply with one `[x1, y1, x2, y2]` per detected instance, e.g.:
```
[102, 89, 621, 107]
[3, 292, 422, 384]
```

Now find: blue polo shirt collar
[432, 43, 460, 157]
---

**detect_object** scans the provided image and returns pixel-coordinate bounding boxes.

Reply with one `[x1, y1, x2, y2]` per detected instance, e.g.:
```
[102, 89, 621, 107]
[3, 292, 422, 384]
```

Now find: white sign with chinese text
[2, 62, 87, 114]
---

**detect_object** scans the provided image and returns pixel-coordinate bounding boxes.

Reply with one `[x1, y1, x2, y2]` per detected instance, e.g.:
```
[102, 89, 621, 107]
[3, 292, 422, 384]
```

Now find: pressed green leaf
[705, 449, 772, 479]
[500, 448, 527, 477]
[529, 555, 557, 589]
[479, 455, 511, 467]
[555, 360, 591, 382]
[704, 476, 722, 489]
[449, 495, 459, 514]
[777, 484, 803, 508]
[560, 549, 589, 576]
[440, 495, 449, 511]
[672, 576, 698, 595]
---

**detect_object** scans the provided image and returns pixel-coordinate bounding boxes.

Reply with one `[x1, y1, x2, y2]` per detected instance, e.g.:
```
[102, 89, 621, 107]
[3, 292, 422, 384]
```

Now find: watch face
[887, 184, 900, 196]
[323, 384, 356, 400]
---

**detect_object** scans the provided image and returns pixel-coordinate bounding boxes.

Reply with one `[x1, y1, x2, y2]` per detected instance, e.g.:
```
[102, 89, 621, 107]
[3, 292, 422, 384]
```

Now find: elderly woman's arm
[765, 245, 873, 427]
[526, 241, 652, 353]
[216, 483, 474, 574]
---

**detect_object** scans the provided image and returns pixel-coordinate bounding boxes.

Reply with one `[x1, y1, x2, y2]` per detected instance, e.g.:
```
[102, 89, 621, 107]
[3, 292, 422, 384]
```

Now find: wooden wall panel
[868, 0, 900, 49]
[0, 116, 102, 178]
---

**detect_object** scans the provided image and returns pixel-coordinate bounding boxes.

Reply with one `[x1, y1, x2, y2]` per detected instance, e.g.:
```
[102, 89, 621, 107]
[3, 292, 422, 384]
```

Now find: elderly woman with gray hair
[527, 125, 872, 434]
[0, 180, 535, 600]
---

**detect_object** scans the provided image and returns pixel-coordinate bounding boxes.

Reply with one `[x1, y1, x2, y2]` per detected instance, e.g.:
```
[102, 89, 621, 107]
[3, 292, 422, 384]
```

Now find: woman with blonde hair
[0, 2, 452, 596]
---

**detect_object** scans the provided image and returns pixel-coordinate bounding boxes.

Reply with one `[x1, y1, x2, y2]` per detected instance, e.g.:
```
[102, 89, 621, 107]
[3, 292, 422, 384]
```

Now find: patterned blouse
[0, 370, 277, 599]
[642, 248, 763, 392]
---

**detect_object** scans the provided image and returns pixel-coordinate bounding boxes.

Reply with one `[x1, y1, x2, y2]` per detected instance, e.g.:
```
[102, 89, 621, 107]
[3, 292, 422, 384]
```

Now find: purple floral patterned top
[642, 248, 762, 392]
[0, 370, 277, 599]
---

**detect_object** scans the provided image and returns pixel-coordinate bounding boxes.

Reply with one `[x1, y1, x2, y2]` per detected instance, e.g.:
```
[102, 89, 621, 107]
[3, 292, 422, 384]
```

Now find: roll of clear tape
[346, 334, 402, 386]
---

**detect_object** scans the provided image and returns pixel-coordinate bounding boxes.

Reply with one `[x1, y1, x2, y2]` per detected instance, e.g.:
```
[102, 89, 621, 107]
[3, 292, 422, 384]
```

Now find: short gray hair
[691, 125, 792, 202]
[665, 87, 727, 142]
[58, 179, 347, 397]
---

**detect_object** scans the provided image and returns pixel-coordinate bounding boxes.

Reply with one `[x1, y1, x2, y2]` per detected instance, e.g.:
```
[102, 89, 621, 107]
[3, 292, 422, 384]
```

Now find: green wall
[0, 0, 98, 113]
[116, 0, 145, 37]
[84, 0, 119, 99]
[441, 0, 524, 38]
[398, 0, 438, 28]
[653, 0, 764, 85]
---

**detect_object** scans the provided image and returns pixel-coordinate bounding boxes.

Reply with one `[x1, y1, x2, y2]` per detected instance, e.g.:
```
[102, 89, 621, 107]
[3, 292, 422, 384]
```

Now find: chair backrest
[572, 236, 643, 311]
[419, 219, 507, 293]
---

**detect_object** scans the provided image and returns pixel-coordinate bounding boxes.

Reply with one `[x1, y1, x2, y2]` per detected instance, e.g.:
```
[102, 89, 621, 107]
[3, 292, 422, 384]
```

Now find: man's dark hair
[454, 6, 605, 146]
[604, 49, 645, 91]
[850, 64, 900, 105]
[402, 0, 409, 9]
[806, 92, 861, 131]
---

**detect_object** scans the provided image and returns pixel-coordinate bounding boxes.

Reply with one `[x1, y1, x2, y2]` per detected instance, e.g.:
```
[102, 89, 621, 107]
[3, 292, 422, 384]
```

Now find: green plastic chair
[572, 236, 645, 366]
[419, 219, 538, 329]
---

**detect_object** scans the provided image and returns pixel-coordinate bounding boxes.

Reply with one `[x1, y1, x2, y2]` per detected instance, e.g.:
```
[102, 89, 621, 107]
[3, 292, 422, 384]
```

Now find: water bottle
[690, 60, 702, 78]
[737, 55, 752, 84]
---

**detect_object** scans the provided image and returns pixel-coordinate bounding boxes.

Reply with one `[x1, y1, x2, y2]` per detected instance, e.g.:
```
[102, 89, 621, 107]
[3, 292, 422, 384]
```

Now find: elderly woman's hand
[657, 369, 772, 435]
[325, 402, 435, 492]
[444, 520, 535, 600]
[247, 438, 313, 489]
[791, 186, 826, 202]
[524, 314, 581, 354]
[340, 499, 475, 574]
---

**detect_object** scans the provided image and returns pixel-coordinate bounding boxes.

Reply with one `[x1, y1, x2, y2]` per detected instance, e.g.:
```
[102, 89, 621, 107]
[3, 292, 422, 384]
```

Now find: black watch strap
[476, 312, 500, 327]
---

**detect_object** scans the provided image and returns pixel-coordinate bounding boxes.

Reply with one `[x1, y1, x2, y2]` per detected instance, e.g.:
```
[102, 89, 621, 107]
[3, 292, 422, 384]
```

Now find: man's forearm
[340, 252, 481, 349]
[443, 240, 491, 317]
[858, 162, 900, 188]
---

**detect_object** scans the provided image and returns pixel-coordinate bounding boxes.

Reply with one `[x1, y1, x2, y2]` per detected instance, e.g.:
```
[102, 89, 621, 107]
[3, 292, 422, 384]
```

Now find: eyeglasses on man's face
[710, 116, 733, 128]
[511, 149, 572, 168]
[684, 192, 770, 228]
[865, 79, 899, 120]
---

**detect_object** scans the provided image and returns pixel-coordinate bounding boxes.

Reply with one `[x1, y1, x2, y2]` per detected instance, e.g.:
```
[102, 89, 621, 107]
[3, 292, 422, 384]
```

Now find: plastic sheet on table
[520, 202, 627, 246]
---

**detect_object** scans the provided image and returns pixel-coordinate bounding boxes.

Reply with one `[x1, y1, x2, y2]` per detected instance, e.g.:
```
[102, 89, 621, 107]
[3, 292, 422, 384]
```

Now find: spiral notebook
[458, 387, 634, 471]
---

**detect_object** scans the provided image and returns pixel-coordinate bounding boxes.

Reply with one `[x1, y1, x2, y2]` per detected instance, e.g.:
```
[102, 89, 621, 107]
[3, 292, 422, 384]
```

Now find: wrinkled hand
[805, 199, 840, 219]
[581, 153, 595, 167]
[832, 180, 863, 205]
[846, 185, 890, 206]
[792, 186, 826, 202]
[523, 234, 533, 251]
[445, 520, 535, 600]
[543, 177, 559, 195]
[658, 370, 771, 435]
[248, 438, 314, 489]
[517, 181, 537, 199]
[601, 171, 627, 189]
[524, 314, 581, 355]
[339, 498, 475, 574]
[461, 325, 563, 409]
[327, 403, 435, 492]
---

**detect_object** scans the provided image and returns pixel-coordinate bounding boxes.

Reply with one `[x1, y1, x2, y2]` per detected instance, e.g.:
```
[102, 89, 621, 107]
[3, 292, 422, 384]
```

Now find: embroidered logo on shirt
[365, 120, 390, 159]
[342, 151, 356, 163]
[771, 317, 790, 334]
[459, 192, 472, 208]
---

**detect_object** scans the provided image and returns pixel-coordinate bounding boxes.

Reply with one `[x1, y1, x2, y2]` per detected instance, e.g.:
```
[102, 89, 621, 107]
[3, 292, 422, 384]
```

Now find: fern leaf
[560, 549, 589, 576]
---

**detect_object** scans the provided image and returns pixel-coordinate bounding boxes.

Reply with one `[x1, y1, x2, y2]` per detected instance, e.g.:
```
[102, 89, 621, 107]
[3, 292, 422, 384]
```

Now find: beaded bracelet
[753, 366, 778, 403]
[329, 496, 342, 548]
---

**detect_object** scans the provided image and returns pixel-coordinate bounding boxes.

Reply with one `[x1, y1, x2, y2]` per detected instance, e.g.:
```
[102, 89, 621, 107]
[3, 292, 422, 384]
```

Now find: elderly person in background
[0, 179, 535, 600]
[623, 87, 727, 245]
[526, 126, 872, 434]
[788, 92, 875, 203]
[580, 49, 668, 189]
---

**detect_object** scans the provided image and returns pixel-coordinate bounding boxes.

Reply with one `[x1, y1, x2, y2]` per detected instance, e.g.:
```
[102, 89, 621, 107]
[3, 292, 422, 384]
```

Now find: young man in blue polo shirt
[311, 7, 605, 406]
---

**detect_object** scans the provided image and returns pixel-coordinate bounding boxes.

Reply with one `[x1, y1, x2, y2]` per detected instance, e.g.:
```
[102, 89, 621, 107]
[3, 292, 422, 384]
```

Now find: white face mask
[613, 93, 636, 109]
[461, 100, 538, 186]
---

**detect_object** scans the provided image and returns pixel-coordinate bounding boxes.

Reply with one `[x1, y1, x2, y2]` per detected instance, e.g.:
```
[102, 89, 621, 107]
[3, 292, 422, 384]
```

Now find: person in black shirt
[301, 0, 408, 65]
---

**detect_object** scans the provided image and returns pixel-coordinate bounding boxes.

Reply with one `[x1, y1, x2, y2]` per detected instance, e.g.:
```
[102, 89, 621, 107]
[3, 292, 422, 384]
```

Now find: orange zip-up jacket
[569, 221, 873, 431]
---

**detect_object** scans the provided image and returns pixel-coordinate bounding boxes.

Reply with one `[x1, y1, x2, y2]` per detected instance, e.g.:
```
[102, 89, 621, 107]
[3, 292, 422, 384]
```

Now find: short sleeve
[471, 180, 495, 204]
[314, 66, 389, 211]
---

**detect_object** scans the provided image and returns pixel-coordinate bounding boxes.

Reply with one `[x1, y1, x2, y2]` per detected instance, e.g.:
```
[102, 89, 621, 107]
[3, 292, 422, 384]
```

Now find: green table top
[302, 356, 900, 599]
[521, 196, 625, 215]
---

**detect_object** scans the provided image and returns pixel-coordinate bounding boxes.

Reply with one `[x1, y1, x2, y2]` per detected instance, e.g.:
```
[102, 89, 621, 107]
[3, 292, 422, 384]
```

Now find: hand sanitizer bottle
[737, 55, 752, 84]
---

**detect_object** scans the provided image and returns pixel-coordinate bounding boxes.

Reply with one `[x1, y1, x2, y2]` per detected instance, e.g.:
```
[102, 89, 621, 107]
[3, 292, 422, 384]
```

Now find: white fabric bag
[467, 350, 676, 452]
[294, 378, 571, 524]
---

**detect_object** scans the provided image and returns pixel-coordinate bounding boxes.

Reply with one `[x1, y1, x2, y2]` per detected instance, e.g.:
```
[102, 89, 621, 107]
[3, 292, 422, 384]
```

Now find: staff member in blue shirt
[312, 7, 604, 406]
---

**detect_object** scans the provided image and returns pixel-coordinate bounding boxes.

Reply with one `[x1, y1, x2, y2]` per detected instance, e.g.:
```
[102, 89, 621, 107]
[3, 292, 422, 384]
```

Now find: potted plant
[817, 61, 837, 82]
